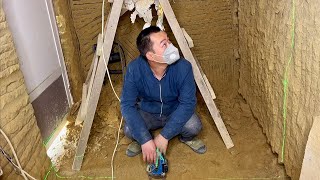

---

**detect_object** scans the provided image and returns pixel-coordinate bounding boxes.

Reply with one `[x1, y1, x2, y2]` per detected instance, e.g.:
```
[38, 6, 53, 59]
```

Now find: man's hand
[141, 140, 157, 164]
[154, 134, 168, 154]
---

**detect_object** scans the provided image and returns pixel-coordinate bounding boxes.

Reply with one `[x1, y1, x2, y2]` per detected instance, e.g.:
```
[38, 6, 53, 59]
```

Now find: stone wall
[0, 2, 55, 179]
[238, 0, 320, 179]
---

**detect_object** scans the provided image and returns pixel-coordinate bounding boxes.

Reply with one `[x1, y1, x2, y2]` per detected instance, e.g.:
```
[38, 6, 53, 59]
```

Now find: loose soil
[53, 75, 288, 180]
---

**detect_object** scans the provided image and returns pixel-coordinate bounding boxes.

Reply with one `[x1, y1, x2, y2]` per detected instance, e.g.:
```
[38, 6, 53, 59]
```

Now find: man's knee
[124, 124, 134, 139]
[182, 113, 202, 136]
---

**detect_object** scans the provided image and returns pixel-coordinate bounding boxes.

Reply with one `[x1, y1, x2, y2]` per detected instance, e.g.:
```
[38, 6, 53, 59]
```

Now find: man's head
[136, 26, 179, 64]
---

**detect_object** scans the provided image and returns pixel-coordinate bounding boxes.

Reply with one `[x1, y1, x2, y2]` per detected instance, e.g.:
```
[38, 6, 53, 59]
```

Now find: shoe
[126, 141, 142, 157]
[180, 137, 207, 154]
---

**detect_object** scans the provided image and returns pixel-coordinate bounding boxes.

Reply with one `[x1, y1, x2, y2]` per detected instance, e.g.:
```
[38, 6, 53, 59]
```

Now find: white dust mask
[153, 43, 180, 65]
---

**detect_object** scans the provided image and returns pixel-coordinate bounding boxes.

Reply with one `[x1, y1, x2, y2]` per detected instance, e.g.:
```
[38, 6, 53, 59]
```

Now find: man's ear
[145, 51, 154, 61]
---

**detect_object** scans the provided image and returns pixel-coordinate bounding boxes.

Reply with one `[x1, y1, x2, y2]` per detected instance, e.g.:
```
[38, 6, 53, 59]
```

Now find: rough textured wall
[53, 0, 84, 102]
[238, 0, 320, 179]
[69, 0, 111, 75]
[68, 0, 239, 97]
[0, 3, 55, 179]
[171, 0, 239, 97]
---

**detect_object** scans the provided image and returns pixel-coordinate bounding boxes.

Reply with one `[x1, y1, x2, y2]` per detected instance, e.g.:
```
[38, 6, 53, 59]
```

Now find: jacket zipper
[158, 73, 166, 117]
[159, 83, 163, 117]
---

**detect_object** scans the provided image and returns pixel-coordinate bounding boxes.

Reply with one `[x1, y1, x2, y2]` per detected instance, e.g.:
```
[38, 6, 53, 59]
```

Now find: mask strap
[151, 54, 166, 64]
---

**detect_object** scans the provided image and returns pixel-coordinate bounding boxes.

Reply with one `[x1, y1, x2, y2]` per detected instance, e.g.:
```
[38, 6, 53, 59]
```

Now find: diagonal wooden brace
[159, 0, 234, 149]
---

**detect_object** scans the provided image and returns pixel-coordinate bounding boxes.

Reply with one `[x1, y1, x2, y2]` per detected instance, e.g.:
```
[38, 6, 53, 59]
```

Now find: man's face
[147, 31, 171, 63]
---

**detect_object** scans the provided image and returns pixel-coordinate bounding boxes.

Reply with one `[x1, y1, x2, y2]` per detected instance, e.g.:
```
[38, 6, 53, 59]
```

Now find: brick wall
[0, 3, 55, 179]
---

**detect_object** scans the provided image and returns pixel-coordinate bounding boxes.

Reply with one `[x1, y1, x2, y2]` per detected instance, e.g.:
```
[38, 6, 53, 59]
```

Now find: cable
[281, 0, 296, 163]
[0, 129, 37, 180]
[101, 1, 123, 180]
[111, 117, 123, 179]
[102, 45, 123, 180]
[102, 44, 121, 102]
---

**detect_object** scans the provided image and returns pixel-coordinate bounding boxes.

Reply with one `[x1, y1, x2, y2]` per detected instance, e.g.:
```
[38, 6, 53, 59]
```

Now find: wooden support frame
[75, 53, 99, 125]
[72, 0, 124, 170]
[181, 27, 216, 100]
[72, 0, 233, 170]
[181, 28, 194, 48]
[159, 0, 233, 149]
[76, 33, 103, 125]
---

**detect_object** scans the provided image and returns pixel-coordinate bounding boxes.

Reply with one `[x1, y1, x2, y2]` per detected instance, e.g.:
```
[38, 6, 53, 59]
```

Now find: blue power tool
[146, 148, 168, 178]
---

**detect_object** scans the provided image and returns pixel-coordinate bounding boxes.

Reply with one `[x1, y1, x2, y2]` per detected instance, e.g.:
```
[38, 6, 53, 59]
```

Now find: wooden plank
[82, 54, 99, 117]
[300, 116, 320, 180]
[72, 0, 124, 170]
[159, 0, 234, 149]
[203, 75, 216, 100]
[192, 53, 217, 100]
[85, 54, 97, 84]
[181, 28, 194, 48]
[96, 34, 103, 57]
[75, 83, 88, 125]
[87, 54, 99, 100]
[76, 53, 99, 125]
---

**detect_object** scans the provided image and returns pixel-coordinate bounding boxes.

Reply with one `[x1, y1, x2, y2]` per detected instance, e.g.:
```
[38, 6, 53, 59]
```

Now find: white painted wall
[3, 0, 72, 105]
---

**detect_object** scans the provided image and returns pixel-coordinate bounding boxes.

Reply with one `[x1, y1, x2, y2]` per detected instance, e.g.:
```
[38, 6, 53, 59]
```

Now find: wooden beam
[96, 34, 103, 57]
[85, 54, 96, 84]
[300, 116, 320, 180]
[76, 53, 99, 126]
[83, 54, 99, 117]
[203, 74, 216, 100]
[75, 83, 87, 125]
[192, 53, 216, 100]
[181, 24, 217, 102]
[159, 0, 234, 149]
[72, 0, 124, 170]
[181, 28, 194, 48]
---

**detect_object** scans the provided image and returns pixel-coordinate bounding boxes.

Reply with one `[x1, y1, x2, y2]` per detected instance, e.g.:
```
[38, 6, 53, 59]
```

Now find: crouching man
[120, 26, 206, 164]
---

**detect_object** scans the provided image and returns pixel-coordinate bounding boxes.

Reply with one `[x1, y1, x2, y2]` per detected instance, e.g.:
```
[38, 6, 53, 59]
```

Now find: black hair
[136, 26, 161, 57]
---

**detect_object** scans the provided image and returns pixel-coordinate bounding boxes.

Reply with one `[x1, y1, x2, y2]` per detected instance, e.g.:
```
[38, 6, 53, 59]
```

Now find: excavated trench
[1, 0, 318, 179]
[49, 0, 319, 179]
[52, 1, 288, 178]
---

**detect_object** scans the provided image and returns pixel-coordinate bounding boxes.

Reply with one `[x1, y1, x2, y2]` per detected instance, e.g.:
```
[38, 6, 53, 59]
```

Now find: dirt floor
[49, 73, 289, 180]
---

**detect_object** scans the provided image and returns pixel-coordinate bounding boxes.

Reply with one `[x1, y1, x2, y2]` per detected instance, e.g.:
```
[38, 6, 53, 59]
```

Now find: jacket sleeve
[160, 64, 197, 140]
[120, 66, 152, 145]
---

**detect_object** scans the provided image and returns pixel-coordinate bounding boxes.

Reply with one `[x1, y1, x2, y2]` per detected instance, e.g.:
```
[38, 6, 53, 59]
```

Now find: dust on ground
[52, 75, 288, 180]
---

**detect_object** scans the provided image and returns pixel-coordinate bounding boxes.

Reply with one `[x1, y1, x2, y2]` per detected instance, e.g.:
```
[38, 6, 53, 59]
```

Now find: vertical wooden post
[72, 0, 124, 170]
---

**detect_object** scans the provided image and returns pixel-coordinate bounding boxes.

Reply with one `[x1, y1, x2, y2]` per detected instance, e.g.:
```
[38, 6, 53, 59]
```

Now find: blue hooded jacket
[120, 55, 196, 145]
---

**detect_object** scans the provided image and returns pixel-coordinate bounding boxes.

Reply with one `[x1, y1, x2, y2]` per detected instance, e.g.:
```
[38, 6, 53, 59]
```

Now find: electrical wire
[111, 117, 123, 179]
[101, 1, 123, 180]
[102, 46, 121, 102]
[0, 129, 37, 180]
[281, 0, 296, 163]
[102, 41, 123, 180]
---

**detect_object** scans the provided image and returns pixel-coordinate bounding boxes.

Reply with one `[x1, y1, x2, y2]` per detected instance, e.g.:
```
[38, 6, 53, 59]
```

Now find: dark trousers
[124, 109, 202, 142]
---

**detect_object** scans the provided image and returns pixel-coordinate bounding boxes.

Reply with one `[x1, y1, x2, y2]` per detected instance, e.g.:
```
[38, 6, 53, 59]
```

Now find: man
[120, 26, 206, 164]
